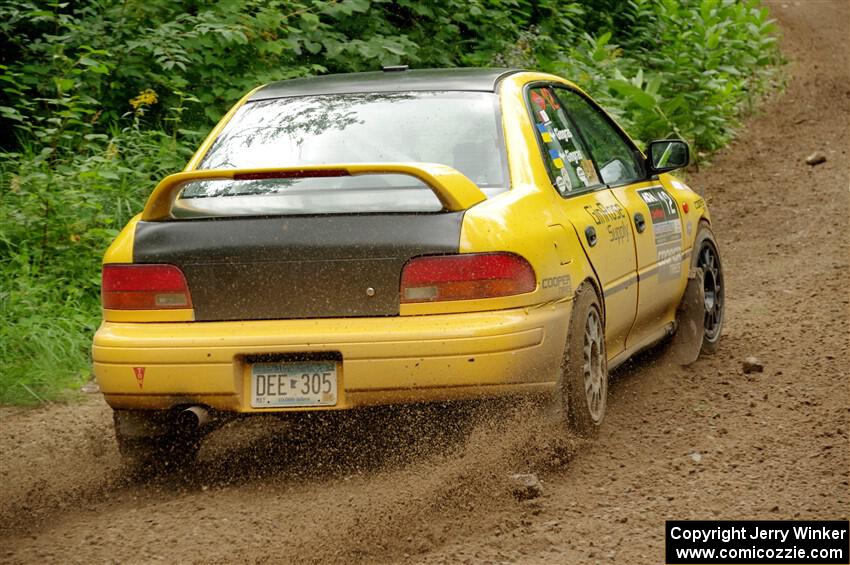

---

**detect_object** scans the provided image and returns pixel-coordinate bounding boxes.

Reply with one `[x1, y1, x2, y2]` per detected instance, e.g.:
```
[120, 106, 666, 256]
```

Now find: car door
[556, 88, 687, 350]
[526, 85, 638, 360]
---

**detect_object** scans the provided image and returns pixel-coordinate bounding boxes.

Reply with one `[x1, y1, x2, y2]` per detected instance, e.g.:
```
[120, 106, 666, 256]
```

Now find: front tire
[560, 284, 608, 436]
[694, 225, 724, 354]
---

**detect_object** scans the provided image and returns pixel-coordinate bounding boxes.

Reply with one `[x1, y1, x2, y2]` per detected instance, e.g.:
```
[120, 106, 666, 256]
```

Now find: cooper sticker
[638, 186, 683, 281]
[541, 274, 571, 294]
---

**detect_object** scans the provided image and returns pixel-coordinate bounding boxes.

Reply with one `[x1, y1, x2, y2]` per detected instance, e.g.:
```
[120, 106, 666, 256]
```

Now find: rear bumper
[93, 302, 570, 412]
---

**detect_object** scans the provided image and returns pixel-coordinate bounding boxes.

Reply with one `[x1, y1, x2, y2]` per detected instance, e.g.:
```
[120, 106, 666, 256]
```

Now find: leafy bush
[0, 0, 780, 403]
[497, 0, 781, 153]
[0, 123, 196, 403]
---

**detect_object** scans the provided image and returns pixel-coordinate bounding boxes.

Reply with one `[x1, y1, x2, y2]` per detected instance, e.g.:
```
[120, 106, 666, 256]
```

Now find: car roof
[249, 68, 521, 101]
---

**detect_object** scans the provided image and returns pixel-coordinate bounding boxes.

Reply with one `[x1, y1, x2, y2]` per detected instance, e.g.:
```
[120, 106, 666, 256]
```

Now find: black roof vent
[382, 65, 409, 72]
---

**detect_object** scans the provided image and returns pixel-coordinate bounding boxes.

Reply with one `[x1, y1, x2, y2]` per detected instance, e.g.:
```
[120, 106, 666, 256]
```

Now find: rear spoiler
[141, 163, 488, 221]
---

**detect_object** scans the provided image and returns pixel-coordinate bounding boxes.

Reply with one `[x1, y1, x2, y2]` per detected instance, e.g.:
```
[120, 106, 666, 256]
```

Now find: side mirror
[646, 139, 689, 174]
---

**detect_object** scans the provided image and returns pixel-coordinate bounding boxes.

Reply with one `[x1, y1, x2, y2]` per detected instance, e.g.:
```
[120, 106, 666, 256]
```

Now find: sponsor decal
[565, 149, 583, 163]
[576, 166, 588, 185]
[541, 274, 571, 293]
[541, 88, 561, 109]
[639, 186, 684, 281]
[555, 127, 572, 141]
[556, 175, 567, 192]
[608, 220, 630, 244]
[133, 366, 146, 389]
[531, 90, 547, 111]
[548, 148, 568, 170]
[531, 88, 594, 194]
[584, 201, 627, 225]
[560, 169, 573, 191]
[583, 201, 630, 245]
[580, 159, 600, 185]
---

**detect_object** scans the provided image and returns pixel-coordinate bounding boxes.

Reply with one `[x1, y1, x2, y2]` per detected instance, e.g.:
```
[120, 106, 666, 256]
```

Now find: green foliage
[1, 0, 586, 132]
[0, 0, 779, 404]
[0, 123, 196, 403]
[498, 0, 782, 154]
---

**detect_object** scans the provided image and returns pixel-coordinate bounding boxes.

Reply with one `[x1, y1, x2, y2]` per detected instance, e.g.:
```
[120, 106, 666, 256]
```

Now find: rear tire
[560, 284, 608, 437]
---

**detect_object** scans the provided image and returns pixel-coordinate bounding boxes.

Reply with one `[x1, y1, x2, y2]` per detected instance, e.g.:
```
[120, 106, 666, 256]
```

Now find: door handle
[634, 212, 646, 233]
[585, 226, 597, 247]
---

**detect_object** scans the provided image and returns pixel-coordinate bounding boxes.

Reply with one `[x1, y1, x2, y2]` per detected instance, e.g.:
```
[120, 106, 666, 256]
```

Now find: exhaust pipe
[177, 405, 211, 429]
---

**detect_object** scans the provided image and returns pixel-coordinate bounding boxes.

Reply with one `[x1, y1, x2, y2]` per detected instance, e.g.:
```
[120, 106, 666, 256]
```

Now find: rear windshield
[177, 91, 508, 217]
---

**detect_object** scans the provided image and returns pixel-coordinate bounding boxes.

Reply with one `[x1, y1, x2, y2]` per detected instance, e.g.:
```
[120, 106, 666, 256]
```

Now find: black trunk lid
[133, 213, 463, 321]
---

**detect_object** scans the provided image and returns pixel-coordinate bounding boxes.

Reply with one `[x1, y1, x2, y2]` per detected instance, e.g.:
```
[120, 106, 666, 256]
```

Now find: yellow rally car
[93, 68, 724, 467]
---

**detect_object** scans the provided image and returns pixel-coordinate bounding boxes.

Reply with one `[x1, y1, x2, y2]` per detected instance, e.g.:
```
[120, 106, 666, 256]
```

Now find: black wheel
[113, 411, 203, 474]
[693, 224, 724, 354]
[560, 283, 608, 436]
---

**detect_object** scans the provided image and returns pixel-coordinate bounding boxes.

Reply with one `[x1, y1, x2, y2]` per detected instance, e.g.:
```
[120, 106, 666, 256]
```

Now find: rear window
[176, 91, 508, 217]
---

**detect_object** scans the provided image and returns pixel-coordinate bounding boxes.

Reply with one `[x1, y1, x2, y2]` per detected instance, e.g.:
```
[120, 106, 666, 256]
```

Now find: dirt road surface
[1, 2, 847, 563]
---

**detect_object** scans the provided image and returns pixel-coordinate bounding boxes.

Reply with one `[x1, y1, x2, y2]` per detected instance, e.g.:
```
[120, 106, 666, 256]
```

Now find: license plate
[250, 361, 338, 408]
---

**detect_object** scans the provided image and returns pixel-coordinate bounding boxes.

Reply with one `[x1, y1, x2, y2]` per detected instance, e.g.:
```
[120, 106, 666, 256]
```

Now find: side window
[527, 86, 601, 196]
[557, 88, 644, 185]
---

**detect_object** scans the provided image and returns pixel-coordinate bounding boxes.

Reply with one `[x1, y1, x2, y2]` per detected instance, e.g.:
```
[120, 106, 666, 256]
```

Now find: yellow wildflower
[130, 89, 158, 110]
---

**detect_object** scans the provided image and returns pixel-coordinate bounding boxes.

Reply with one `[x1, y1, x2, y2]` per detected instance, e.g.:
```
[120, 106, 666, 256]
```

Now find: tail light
[400, 253, 536, 303]
[102, 264, 193, 310]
